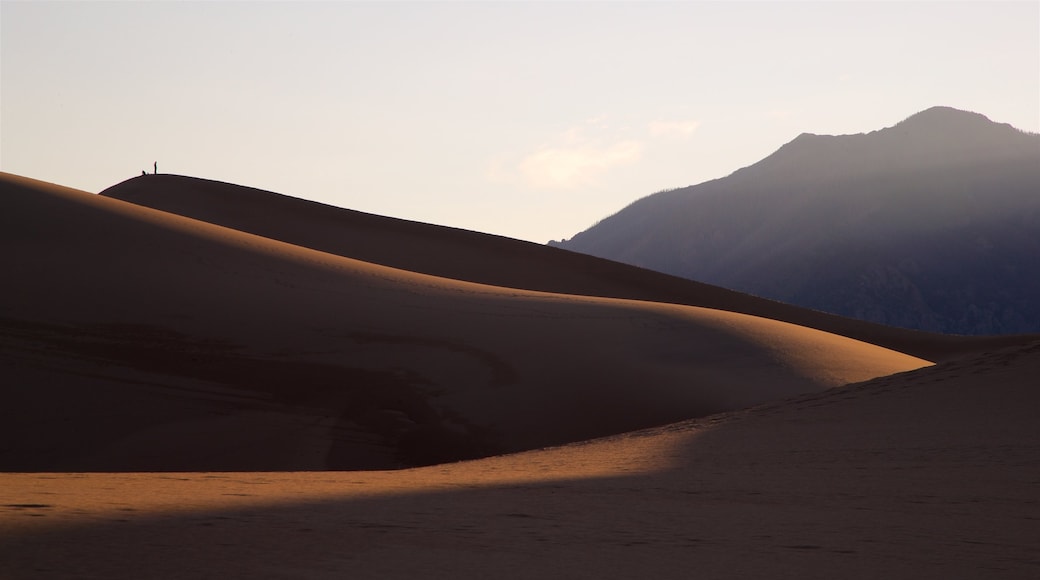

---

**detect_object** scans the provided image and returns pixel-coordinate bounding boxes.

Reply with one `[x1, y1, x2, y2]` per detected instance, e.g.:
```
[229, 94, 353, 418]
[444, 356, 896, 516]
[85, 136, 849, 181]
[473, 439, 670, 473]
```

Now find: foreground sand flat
[3, 342, 1038, 579]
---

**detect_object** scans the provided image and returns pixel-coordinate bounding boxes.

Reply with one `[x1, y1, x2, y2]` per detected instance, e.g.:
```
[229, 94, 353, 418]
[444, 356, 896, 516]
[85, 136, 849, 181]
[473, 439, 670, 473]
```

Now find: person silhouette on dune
[154, 161, 158, 174]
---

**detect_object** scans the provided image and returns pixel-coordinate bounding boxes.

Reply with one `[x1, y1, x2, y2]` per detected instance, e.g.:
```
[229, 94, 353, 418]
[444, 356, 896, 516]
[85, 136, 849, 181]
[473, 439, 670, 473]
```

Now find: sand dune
[4, 170, 1035, 577]
[100, 174, 1036, 362]
[3, 340, 1036, 579]
[1, 172, 931, 470]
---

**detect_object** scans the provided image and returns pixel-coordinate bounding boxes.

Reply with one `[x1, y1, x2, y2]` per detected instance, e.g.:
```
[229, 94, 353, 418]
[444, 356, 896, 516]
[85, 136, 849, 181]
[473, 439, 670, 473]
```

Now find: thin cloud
[490, 117, 656, 190]
[647, 119, 701, 138]
[519, 140, 644, 190]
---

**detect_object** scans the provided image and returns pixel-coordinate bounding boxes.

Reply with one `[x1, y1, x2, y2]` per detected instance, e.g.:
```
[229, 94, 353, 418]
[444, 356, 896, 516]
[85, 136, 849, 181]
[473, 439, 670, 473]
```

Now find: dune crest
[2, 172, 928, 470]
[100, 173, 1037, 361]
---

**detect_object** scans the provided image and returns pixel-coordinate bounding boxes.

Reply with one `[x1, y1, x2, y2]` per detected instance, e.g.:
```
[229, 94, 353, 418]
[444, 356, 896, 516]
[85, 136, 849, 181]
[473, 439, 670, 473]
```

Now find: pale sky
[2, 1, 1037, 243]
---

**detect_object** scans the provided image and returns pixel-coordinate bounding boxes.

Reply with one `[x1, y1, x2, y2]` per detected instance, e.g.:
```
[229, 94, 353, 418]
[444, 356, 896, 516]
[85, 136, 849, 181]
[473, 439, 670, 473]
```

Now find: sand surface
[3, 341, 1038, 579]
[3, 171, 1038, 577]
[2, 172, 934, 469]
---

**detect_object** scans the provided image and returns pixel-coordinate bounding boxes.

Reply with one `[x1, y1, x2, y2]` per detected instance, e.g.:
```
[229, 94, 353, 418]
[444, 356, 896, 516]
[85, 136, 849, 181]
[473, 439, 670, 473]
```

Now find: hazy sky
[3, 1, 1037, 243]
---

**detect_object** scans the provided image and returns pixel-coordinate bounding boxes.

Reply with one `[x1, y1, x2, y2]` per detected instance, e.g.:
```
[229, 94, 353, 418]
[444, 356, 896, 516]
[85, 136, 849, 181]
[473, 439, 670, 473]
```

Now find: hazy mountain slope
[99, 174, 1033, 361]
[0, 172, 930, 470]
[553, 107, 1040, 335]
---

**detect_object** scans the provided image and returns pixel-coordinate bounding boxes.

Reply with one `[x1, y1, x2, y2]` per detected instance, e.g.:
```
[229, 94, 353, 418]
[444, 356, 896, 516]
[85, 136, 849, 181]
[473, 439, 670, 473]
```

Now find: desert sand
[2, 172, 935, 469]
[2, 340, 1037, 579]
[2, 171, 1038, 578]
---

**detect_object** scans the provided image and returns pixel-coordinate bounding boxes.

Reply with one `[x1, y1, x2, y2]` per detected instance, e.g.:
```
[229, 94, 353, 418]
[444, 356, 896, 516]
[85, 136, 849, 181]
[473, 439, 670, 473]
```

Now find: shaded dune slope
[100, 174, 1035, 361]
[2, 172, 929, 470]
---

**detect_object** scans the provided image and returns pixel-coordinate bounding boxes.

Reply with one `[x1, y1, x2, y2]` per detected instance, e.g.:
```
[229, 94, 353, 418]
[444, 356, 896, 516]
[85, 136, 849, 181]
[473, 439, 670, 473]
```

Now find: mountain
[552, 107, 1040, 335]
[1, 172, 933, 471]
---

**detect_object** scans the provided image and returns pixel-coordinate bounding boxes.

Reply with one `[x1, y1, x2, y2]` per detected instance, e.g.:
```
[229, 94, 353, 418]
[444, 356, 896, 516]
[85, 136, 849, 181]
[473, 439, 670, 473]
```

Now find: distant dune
[3, 339, 1037, 578]
[1, 172, 935, 470]
[553, 107, 1040, 335]
[100, 174, 1030, 362]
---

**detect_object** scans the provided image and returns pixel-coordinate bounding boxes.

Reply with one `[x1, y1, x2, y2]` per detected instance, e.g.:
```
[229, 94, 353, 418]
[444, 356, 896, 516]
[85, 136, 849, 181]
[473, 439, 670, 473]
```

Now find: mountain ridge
[552, 107, 1040, 334]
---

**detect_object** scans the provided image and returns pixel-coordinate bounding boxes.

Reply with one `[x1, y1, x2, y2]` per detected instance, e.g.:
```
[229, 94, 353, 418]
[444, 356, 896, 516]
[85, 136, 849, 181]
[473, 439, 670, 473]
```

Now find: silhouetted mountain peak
[879, 105, 1036, 164]
[893, 106, 996, 132]
[881, 106, 1032, 146]
[740, 106, 1035, 182]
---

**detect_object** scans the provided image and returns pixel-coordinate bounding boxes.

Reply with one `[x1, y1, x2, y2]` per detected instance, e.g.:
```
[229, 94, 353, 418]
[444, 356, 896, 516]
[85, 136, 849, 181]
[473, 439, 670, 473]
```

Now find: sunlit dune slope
[2, 172, 929, 470]
[2, 341, 1036, 579]
[100, 174, 1036, 361]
